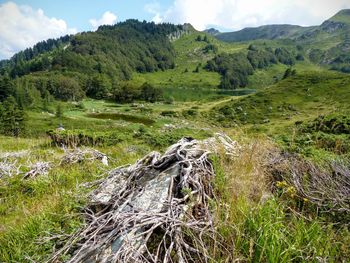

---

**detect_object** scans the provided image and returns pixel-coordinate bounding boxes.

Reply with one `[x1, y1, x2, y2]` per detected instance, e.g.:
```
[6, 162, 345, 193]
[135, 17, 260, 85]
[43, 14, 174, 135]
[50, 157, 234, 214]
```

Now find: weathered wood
[49, 134, 238, 263]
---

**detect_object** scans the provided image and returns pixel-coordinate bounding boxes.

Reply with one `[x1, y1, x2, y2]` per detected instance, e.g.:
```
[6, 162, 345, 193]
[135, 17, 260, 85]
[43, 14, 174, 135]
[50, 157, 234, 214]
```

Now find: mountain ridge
[212, 9, 350, 42]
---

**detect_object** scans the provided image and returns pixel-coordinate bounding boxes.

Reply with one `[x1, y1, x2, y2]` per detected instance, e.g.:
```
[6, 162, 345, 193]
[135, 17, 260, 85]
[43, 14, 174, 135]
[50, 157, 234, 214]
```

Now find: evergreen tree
[0, 96, 25, 136]
[0, 75, 14, 101]
[196, 35, 202, 41]
[283, 68, 292, 79]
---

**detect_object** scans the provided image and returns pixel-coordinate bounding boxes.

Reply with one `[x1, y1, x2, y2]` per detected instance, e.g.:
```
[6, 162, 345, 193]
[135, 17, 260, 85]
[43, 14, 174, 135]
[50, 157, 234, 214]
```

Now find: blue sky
[8, 0, 173, 32]
[1, 0, 350, 59]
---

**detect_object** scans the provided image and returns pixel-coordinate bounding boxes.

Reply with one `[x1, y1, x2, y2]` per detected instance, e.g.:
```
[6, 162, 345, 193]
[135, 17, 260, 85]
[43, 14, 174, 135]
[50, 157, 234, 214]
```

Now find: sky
[1, 0, 350, 59]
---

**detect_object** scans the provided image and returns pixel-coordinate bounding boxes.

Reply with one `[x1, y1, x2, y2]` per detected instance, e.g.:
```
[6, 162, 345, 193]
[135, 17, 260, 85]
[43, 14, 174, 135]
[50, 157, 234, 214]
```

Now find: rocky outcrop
[168, 23, 194, 41]
[320, 20, 347, 33]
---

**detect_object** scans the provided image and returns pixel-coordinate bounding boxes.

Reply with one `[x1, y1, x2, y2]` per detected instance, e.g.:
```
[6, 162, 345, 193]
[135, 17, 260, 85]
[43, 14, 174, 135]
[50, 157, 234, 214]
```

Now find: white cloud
[144, 2, 163, 23]
[148, 0, 350, 31]
[0, 1, 76, 60]
[89, 11, 117, 30]
[144, 1, 161, 15]
[152, 14, 163, 24]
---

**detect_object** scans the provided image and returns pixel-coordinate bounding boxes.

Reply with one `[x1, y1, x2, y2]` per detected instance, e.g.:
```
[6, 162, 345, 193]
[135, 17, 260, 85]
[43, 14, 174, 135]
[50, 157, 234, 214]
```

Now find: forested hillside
[1, 20, 189, 79]
[0, 21, 193, 118]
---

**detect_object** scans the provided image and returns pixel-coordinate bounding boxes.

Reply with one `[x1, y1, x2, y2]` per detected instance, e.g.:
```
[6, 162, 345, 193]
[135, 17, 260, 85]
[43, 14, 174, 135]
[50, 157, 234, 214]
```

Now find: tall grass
[0, 136, 147, 262]
[211, 137, 349, 262]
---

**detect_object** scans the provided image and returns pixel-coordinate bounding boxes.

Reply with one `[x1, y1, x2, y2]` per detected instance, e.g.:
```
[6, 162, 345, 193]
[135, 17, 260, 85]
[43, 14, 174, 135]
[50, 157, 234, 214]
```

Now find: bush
[182, 109, 198, 117]
[160, 110, 178, 117]
[113, 82, 163, 103]
[275, 47, 295, 65]
[203, 44, 218, 54]
[164, 96, 175, 105]
[140, 82, 163, 102]
[47, 129, 127, 147]
[113, 83, 141, 103]
[302, 114, 350, 135]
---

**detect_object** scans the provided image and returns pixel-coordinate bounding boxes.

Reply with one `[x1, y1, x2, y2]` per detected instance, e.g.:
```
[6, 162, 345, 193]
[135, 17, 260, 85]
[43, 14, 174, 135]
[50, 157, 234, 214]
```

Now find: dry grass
[210, 136, 274, 261]
[224, 139, 272, 202]
[211, 134, 350, 262]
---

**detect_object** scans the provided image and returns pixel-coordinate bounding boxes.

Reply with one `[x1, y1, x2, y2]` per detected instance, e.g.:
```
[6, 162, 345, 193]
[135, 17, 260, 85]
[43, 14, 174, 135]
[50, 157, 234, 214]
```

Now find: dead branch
[49, 134, 238, 263]
[60, 148, 108, 166]
[23, 162, 51, 179]
[0, 159, 22, 178]
[0, 150, 29, 159]
[266, 151, 350, 215]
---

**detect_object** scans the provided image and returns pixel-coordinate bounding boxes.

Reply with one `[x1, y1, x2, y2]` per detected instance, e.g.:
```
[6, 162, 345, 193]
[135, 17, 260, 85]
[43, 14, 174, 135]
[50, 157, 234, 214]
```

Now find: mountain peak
[204, 28, 221, 36]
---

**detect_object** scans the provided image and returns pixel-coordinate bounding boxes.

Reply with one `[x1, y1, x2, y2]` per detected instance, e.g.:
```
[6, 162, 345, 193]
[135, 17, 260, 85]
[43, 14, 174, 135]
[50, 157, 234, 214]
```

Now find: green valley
[0, 8, 350, 263]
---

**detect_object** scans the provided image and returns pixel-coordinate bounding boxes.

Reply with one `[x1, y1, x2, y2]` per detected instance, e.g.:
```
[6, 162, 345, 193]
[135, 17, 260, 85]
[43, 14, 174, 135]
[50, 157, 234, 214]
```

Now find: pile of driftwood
[49, 134, 238, 263]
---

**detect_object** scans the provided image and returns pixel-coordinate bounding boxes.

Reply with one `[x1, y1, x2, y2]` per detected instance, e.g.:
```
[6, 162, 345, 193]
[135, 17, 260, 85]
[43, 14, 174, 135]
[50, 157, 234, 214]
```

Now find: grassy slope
[213, 70, 350, 129]
[131, 33, 247, 88]
[0, 98, 216, 261]
[211, 69, 350, 164]
[216, 24, 311, 42]
[328, 9, 350, 25]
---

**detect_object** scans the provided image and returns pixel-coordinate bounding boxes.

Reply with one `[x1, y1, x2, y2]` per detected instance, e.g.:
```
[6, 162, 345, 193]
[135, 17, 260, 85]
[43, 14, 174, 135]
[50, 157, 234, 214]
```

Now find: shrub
[160, 110, 178, 117]
[47, 129, 127, 147]
[182, 109, 198, 117]
[302, 114, 350, 135]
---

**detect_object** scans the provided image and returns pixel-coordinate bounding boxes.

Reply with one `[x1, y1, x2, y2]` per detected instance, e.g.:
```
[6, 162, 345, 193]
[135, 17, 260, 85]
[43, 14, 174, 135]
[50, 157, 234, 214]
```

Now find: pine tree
[0, 75, 14, 101]
[283, 68, 292, 79]
[0, 96, 25, 136]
